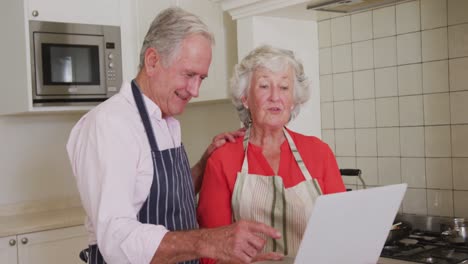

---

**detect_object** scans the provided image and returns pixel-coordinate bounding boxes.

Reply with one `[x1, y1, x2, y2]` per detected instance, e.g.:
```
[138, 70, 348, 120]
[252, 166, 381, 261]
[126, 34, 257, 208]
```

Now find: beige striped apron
[231, 128, 323, 257]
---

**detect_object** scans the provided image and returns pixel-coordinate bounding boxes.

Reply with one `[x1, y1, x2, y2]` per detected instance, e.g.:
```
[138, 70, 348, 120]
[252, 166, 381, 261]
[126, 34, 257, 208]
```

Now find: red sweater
[197, 129, 345, 263]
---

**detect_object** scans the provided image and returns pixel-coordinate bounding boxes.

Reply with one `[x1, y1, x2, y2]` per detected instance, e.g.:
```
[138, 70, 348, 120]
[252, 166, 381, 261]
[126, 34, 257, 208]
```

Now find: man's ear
[144, 47, 160, 76]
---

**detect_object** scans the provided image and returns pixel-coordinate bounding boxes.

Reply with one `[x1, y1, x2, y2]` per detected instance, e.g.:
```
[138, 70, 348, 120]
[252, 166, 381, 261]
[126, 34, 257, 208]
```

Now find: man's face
[147, 34, 212, 117]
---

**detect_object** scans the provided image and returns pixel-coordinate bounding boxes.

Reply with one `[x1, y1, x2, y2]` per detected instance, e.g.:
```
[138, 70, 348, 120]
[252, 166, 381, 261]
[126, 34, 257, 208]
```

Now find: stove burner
[422, 257, 435, 263]
[381, 230, 468, 264]
[384, 245, 399, 251]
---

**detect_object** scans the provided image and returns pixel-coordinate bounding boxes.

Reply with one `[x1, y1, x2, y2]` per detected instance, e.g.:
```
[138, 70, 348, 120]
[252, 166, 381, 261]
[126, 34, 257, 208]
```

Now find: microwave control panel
[103, 26, 122, 96]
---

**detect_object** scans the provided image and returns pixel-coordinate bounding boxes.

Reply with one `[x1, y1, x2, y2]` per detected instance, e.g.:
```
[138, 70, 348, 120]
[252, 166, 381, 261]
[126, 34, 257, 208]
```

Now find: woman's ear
[241, 96, 248, 109]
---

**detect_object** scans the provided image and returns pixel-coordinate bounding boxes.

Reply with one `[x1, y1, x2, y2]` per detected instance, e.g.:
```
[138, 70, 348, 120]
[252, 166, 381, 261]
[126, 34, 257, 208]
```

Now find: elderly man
[67, 7, 283, 264]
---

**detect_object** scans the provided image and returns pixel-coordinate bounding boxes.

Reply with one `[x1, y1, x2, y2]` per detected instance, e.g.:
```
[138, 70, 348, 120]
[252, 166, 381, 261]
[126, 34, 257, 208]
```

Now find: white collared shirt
[67, 82, 181, 264]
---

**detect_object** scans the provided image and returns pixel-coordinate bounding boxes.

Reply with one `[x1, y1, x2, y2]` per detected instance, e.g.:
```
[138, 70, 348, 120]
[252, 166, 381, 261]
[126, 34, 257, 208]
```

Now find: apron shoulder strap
[283, 127, 323, 195]
[240, 127, 250, 173]
[131, 79, 159, 152]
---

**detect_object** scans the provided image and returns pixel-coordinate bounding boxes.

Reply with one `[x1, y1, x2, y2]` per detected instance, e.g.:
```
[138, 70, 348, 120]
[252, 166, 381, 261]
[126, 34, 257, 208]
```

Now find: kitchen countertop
[0, 206, 86, 237]
[258, 257, 417, 264]
[0, 207, 421, 264]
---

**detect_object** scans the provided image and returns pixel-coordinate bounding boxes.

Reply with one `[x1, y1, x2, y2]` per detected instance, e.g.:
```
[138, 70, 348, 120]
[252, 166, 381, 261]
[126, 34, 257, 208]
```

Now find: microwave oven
[29, 21, 122, 106]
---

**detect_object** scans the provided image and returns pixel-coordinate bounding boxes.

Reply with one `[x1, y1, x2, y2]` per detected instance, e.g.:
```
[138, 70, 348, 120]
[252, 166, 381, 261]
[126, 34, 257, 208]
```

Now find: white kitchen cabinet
[1, 0, 229, 115]
[17, 225, 88, 264]
[136, 0, 173, 43]
[27, 0, 120, 26]
[0, 226, 87, 264]
[179, 0, 235, 103]
[0, 236, 18, 264]
[0, 0, 135, 115]
[136, 0, 236, 103]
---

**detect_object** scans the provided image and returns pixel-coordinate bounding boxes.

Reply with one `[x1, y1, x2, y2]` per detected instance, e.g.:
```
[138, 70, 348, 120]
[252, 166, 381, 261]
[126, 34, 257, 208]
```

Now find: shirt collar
[119, 80, 181, 146]
[120, 80, 164, 121]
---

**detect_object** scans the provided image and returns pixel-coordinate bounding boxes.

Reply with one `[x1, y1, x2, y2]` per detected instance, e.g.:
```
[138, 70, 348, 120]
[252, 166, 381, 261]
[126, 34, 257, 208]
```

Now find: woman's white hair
[138, 7, 214, 69]
[230, 45, 311, 127]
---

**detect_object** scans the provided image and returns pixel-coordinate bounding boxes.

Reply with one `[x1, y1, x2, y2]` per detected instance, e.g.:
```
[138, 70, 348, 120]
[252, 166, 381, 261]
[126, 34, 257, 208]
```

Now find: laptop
[257, 183, 407, 264]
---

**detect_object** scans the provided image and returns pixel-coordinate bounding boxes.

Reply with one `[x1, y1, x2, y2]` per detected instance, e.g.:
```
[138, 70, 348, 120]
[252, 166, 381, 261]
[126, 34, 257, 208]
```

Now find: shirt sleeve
[197, 154, 234, 264]
[67, 111, 168, 264]
[322, 144, 346, 194]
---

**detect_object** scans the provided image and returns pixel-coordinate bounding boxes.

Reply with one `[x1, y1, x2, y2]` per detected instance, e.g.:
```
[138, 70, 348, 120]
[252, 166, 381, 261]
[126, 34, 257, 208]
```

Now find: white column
[236, 16, 322, 137]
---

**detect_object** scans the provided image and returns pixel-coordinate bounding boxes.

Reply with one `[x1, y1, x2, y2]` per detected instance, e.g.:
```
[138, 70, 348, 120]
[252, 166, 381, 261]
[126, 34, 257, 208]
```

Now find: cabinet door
[0, 236, 18, 264]
[136, 0, 232, 102]
[136, 0, 175, 48]
[178, 0, 231, 102]
[27, 0, 120, 26]
[17, 226, 88, 264]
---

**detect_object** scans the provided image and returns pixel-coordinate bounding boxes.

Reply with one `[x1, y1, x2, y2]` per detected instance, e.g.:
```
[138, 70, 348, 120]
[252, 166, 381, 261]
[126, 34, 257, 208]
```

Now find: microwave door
[33, 32, 106, 97]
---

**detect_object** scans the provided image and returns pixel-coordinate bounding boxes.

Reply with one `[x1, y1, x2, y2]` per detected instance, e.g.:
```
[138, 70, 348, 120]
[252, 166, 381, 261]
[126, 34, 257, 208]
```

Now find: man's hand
[200, 220, 283, 264]
[150, 220, 282, 264]
[191, 127, 246, 193]
[203, 128, 246, 159]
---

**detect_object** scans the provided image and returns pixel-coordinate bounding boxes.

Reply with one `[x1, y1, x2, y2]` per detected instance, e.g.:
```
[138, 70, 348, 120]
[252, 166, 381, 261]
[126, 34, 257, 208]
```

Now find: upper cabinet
[137, 0, 236, 103]
[0, 0, 232, 115]
[180, 0, 237, 103]
[0, 0, 135, 115]
[27, 0, 120, 25]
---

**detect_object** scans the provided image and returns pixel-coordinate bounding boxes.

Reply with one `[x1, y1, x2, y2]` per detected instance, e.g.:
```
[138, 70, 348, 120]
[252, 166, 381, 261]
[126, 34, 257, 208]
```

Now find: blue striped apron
[81, 80, 199, 264]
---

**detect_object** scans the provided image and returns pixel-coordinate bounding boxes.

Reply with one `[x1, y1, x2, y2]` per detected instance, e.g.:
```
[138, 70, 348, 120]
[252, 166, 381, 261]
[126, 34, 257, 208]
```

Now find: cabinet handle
[32, 10, 39, 17]
[21, 237, 28, 244]
[9, 239, 16, 246]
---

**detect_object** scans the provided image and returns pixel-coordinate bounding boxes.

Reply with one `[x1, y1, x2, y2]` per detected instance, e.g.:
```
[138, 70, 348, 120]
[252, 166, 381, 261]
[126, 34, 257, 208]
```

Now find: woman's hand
[252, 252, 284, 263]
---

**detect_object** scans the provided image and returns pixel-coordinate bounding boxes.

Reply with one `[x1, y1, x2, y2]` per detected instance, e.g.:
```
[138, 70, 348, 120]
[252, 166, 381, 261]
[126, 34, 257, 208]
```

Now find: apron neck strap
[240, 127, 250, 172]
[240, 127, 313, 181]
[283, 128, 313, 181]
[131, 79, 159, 152]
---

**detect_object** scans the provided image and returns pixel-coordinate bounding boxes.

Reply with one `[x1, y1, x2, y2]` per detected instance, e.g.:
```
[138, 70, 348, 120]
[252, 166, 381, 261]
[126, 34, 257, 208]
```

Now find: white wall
[179, 101, 240, 165]
[317, 0, 468, 218]
[0, 0, 240, 215]
[0, 114, 82, 212]
[120, 0, 139, 82]
[237, 16, 321, 137]
[0, 103, 239, 213]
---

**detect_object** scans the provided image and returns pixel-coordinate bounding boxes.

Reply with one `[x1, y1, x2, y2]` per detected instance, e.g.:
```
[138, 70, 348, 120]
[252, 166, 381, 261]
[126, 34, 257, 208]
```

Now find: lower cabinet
[0, 235, 18, 263]
[1, 225, 88, 264]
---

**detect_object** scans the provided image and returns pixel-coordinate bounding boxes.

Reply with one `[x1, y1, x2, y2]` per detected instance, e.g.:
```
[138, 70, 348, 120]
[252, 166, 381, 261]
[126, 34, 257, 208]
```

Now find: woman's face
[243, 65, 295, 130]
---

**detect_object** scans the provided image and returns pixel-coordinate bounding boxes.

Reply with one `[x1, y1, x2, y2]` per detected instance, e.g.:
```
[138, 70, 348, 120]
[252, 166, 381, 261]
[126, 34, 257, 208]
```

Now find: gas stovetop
[381, 230, 468, 264]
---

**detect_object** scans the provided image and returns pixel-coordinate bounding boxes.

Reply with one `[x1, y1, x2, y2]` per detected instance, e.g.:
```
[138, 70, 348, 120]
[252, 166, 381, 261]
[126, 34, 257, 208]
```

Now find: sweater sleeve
[322, 144, 346, 194]
[197, 154, 234, 264]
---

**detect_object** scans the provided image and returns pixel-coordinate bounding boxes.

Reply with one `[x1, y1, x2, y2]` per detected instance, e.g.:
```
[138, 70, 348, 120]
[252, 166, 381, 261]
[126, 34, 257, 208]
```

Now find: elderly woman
[197, 45, 345, 262]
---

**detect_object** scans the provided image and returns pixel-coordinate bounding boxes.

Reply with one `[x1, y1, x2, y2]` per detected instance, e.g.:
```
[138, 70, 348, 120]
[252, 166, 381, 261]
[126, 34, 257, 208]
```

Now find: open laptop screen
[258, 183, 407, 264]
